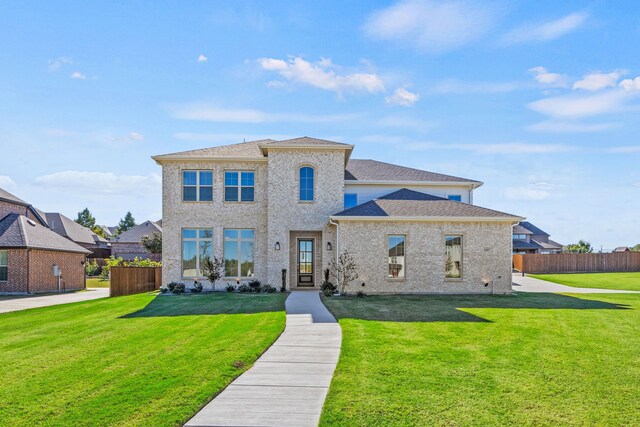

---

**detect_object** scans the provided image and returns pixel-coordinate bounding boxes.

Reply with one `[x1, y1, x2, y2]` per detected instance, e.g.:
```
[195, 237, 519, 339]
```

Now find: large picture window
[0, 250, 7, 281]
[224, 171, 255, 202]
[388, 235, 405, 279]
[182, 229, 213, 278]
[224, 229, 255, 277]
[299, 166, 314, 201]
[182, 170, 213, 202]
[445, 235, 463, 278]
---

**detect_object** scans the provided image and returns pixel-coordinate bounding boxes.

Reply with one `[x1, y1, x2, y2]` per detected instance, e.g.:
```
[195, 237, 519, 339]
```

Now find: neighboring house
[613, 246, 630, 253]
[45, 212, 111, 258]
[110, 220, 162, 260]
[0, 188, 90, 294]
[512, 221, 563, 254]
[153, 137, 523, 294]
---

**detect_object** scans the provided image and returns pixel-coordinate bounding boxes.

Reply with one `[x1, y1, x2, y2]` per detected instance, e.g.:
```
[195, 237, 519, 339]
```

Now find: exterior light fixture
[326, 242, 332, 251]
[275, 242, 281, 250]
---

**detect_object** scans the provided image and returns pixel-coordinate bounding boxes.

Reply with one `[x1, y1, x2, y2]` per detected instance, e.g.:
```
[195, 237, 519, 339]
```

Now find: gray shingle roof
[0, 187, 29, 206]
[152, 140, 274, 161]
[531, 239, 563, 250]
[519, 221, 550, 237]
[333, 189, 522, 220]
[0, 214, 91, 253]
[513, 239, 543, 250]
[113, 220, 162, 243]
[265, 136, 351, 147]
[345, 159, 480, 184]
[45, 212, 108, 245]
[513, 224, 533, 235]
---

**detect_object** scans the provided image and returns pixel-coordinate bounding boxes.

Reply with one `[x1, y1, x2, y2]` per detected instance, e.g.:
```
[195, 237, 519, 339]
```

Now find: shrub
[226, 283, 236, 292]
[201, 256, 225, 285]
[237, 284, 250, 293]
[172, 283, 186, 294]
[191, 281, 203, 293]
[85, 259, 100, 276]
[320, 273, 337, 297]
[356, 290, 366, 298]
[167, 282, 182, 293]
[262, 284, 276, 293]
[159, 286, 169, 294]
[248, 279, 262, 292]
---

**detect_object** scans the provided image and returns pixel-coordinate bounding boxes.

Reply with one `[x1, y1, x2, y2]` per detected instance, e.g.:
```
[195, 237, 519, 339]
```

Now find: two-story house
[153, 137, 523, 294]
[512, 221, 563, 254]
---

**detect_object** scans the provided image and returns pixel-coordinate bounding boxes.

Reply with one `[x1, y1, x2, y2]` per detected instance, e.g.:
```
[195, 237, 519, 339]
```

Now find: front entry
[297, 239, 315, 287]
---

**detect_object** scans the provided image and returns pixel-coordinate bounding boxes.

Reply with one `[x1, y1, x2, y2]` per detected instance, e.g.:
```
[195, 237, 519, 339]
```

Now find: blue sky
[0, 0, 639, 249]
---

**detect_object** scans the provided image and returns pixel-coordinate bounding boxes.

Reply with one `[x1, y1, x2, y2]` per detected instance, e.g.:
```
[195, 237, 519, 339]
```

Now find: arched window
[299, 166, 314, 201]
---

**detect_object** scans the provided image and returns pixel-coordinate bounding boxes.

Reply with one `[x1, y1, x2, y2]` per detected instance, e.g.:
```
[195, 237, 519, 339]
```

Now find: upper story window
[447, 194, 462, 202]
[344, 193, 357, 209]
[513, 234, 527, 240]
[183, 171, 213, 202]
[224, 171, 255, 202]
[299, 166, 314, 201]
[0, 250, 7, 281]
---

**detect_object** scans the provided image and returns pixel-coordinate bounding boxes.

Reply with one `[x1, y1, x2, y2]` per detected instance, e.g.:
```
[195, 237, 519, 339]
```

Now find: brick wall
[0, 249, 29, 293]
[28, 250, 85, 292]
[0, 200, 29, 220]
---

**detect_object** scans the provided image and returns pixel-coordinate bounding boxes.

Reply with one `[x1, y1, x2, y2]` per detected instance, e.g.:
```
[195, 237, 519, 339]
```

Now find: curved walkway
[186, 291, 342, 427]
[0, 288, 109, 314]
[512, 274, 640, 293]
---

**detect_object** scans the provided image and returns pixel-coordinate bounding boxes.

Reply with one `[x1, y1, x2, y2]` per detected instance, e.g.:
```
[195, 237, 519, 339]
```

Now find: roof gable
[113, 220, 162, 243]
[345, 159, 480, 184]
[519, 221, 550, 236]
[152, 140, 273, 161]
[0, 214, 91, 253]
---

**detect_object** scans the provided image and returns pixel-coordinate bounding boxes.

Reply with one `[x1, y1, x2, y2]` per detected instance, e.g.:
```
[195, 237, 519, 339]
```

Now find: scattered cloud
[34, 171, 161, 195]
[257, 57, 385, 95]
[503, 185, 551, 201]
[573, 70, 626, 91]
[197, 54, 208, 63]
[107, 132, 145, 142]
[527, 120, 620, 133]
[385, 87, 420, 106]
[502, 12, 588, 45]
[168, 103, 361, 123]
[364, 0, 499, 53]
[70, 71, 87, 80]
[529, 66, 568, 87]
[527, 90, 633, 118]
[48, 56, 72, 72]
[429, 79, 522, 94]
[619, 76, 640, 92]
[0, 175, 16, 189]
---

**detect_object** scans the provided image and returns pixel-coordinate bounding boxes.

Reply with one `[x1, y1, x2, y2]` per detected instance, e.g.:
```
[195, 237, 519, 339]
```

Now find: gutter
[330, 215, 526, 223]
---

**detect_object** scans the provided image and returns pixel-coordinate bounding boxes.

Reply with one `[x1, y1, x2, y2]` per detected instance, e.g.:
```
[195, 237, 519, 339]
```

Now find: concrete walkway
[186, 291, 342, 427]
[512, 274, 640, 294]
[0, 288, 109, 314]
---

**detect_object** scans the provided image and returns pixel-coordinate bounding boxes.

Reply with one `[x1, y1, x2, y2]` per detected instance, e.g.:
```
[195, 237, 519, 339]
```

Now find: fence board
[110, 266, 162, 297]
[513, 252, 640, 274]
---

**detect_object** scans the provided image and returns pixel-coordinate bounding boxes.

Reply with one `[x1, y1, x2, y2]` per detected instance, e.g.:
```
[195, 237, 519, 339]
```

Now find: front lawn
[86, 277, 110, 288]
[0, 292, 286, 426]
[529, 272, 640, 291]
[320, 293, 640, 426]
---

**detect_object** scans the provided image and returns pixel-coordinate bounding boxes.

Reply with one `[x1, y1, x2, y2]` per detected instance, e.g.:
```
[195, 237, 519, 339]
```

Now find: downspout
[26, 249, 30, 294]
[328, 218, 339, 266]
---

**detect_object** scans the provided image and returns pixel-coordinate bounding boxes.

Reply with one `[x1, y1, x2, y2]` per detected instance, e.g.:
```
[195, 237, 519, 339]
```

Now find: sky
[0, 0, 639, 250]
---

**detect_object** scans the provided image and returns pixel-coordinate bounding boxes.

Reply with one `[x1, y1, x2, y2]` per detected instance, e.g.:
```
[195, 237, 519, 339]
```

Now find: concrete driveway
[0, 288, 109, 314]
[512, 274, 640, 294]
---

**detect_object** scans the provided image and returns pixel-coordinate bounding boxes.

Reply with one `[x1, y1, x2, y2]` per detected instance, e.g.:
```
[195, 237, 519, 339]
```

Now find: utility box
[52, 265, 61, 277]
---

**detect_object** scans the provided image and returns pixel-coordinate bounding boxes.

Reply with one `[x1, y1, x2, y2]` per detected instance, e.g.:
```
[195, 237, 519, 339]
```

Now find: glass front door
[297, 239, 314, 287]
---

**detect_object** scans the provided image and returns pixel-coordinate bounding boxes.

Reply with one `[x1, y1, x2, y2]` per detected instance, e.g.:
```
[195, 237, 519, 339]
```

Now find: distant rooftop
[0, 213, 91, 254]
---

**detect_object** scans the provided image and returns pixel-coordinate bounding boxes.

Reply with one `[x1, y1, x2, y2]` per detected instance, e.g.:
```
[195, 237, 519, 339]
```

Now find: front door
[297, 239, 314, 287]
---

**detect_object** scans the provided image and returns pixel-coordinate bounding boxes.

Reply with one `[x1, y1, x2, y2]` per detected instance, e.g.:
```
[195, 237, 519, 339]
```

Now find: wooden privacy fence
[513, 252, 640, 274]
[110, 266, 162, 297]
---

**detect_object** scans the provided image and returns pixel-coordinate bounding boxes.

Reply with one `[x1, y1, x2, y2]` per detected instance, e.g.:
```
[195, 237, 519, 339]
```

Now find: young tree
[75, 208, 96, 229]
[329, 249, 359, 294]
[92, 225, 107, 238]
[141, 232, 162, 254]
[564, 240, 594, 253]
[632, 243, 640, 252]
[116, 211, 136, 234]
[201, 256, 225, 286]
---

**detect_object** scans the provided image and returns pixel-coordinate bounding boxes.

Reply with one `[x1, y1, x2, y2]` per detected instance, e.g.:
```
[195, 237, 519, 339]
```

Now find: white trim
[344, 180, 482, 188]
[330, 215, 525, 223]
[152, 156, 268, 164]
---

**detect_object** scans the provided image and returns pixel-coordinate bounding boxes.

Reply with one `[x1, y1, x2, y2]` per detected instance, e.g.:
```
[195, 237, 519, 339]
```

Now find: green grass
[0, 292, 286, 426]
[320, 293, 640, 426]
[529, 272, 640, 291]
[86, 277, 110, 288]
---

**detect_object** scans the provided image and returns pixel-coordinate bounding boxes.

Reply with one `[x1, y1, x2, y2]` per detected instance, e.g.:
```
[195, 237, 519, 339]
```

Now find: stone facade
[0, 249, 85, 293]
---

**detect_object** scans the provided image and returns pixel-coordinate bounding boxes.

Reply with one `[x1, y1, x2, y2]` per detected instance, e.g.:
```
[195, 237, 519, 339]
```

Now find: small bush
[321, 280, 337, 297]
[248, 279, 262, 292]
[191, 281, 203, 293]
[262, 284, 276, 293]
[167, 282, 180, 292]
[159, 286, 169, 294]
[238, 284, 250, 293]
[85, 259, 100, 276]
[356, 290, 366, 298]
[226, 283, 236, 292]
[172, 283, 186, 294]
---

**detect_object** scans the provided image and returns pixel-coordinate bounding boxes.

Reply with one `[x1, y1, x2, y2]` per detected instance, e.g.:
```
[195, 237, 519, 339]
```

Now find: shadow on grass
[321, 293, 631, 323]
[120, 292, 287, 318]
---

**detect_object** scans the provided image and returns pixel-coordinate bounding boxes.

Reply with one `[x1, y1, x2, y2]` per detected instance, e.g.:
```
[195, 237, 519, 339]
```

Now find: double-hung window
[388, 235, 406, 279]
[447, 194, 462, 202]
[182, 170, 213, 202]
[299, 166, 314, 201]
[344, 193, 357, 209]
[182, 229, 213, 278]
[224, 171, 255, 202]
[224, 229, 255, 277]
[0, 250, 7, 281]
[445, 235, 463, 278]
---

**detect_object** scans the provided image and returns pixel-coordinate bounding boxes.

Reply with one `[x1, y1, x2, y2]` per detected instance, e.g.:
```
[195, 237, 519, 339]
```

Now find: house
[512, 221, 563, 254]
[0, 188, 91, 293]
[152, 137, 523, 294]
[45, 212, 111, 258]
[110, 220, 162, 261]
[613, 246, 630, 253]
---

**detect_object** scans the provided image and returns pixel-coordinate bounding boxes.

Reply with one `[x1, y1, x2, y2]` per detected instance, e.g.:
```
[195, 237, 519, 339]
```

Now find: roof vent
[26, 219, 37, 227]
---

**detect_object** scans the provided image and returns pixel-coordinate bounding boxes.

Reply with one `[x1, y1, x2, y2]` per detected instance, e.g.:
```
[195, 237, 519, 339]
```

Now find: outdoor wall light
[326, 242, 332, 251]
[275, 242, 281, 250]
[482, 276, 491, 287]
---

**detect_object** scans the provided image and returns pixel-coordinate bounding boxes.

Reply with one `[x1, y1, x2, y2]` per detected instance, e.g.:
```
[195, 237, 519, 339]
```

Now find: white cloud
[527, 90, 632, 118]
[70, 71, 87, 80]
[527, 121, 620, 133]
[0, 175, 16, 189]
[48, 56, 72, 72]
[385, 88, 420, 106]
[364, 0, 498, 53]
[168, 103, 360, 123]
[529, 66, 568, 87]
[107, 132, 145, 142]
[429, 79, 521, 94]
[197, 54, 208, 63]
[502, 12, 588, 45]
[619, 76, 640, 92]
[503, 186, 551, 201]
[34, 171, 161, 195]
[257, 57, 385, 94]
[573, 70, 626, 91]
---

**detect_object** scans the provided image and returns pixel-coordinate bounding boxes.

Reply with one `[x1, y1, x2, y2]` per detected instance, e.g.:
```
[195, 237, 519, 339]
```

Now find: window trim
[298, 165, 316, 203]
[223, 228, 256, 279]
[181, 228, 214, 279]
[182, 170, 213, 203]
[223, 170, 256, 203]
[0, 250, 7, 282]
[386, 233, 407, 281]
[444, 234, 463, 280]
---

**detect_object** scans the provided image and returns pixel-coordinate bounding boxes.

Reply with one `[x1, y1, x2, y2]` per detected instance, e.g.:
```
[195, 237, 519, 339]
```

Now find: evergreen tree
[116, 211, 137, 234]
[75, 208, 96, 229]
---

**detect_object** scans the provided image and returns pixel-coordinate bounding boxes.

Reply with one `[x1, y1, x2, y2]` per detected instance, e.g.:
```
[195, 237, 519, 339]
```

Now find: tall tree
[116, 211, 137, 234]
[75, 208, 96, 229]
[564, 240, 593, 254]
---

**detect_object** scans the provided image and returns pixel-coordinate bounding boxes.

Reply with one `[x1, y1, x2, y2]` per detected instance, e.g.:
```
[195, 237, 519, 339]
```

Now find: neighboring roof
[345, 159, 481, 185]
[113, 220, 162, 243]
[614, 246, 630, 252]
[519, 221, 550, 237]
[31, 207, 49, 227]
[0, 187, 29, 206]
[332, 188, 523, 221]
[0, 214, 91, 254]
[155, 219, 162, 227]
[45, 212, 108, 245]
[152, 140, 274, 161]
[531, 239, 563, 250]
[513, 224, 533, 235]
[513, 239, 543, 250]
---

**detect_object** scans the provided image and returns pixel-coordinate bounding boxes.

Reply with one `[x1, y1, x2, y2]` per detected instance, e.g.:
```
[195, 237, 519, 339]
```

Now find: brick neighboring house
[45, 212, 111, 258]
[110, 220, 162, 261]
[512, 221, 563, 254]
[0, 187, 91, 294]
[153, 137, 524, 294]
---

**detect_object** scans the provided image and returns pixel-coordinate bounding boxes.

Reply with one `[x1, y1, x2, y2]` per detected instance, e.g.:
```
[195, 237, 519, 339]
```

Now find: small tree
[141, 232, 162, 254]
[632, 243, 640, 252]
[75, 208, 96, 229]
[116, 211, 137, 234]
[201, 256, 225, 287]
[564, 240, 593, 254]
[329, 250, 359, 294]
